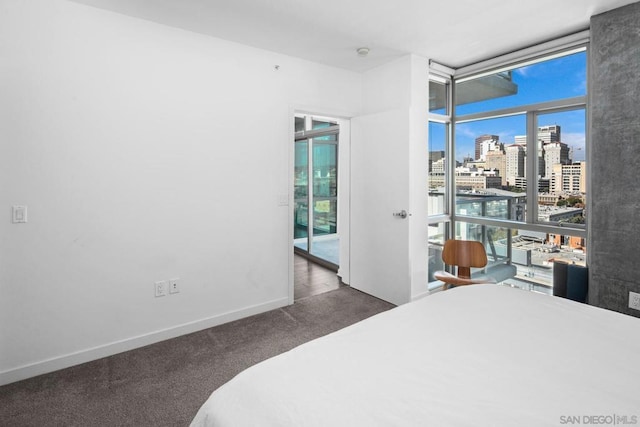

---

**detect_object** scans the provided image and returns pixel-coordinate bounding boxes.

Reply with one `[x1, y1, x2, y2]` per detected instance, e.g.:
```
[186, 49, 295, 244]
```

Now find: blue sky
[431, 51, 587, 162]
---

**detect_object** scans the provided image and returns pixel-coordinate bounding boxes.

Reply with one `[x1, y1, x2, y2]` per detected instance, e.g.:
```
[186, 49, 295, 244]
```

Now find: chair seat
[433, 270, 497, 288]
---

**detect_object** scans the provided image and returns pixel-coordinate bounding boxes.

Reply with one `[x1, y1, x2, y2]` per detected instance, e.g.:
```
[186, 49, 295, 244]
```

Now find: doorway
[293, 114, 341, 299]
[293, 114, 340, 268]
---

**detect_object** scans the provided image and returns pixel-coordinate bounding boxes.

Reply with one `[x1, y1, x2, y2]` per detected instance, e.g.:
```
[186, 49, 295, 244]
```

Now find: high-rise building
[454, 174, 502, 191]
[538, 125, 561, 144]
[431, 157, 446, 174]
[429, 150, 445, 172]
[544, 141, 570, 178]
[562, 162, 586, 193]
[515, 124, 560, 145]
[485, 145, 507, 186]
[475, 135, 499, 160]
[512, 135, 544, 177]
[551, 163, 564, 194]
[430, 150, 445, 161]
[479, 125, 570, 187]
[505, 144, 525, 185]
[550, 161, 586, 194]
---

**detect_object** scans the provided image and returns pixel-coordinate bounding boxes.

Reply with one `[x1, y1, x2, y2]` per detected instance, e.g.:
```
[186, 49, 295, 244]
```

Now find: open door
[349, 109, 412, 305]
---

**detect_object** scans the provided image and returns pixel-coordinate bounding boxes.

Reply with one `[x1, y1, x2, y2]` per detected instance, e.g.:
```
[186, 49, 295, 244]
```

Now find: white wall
[0, 0, 361, 385]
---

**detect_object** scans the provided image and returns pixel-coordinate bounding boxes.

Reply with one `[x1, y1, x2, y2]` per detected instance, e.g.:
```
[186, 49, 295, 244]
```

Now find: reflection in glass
[310, 199, 338, 263]
[310, 143, 338, 261]
[428, 121, 446, 216]
[429, 80, 448, 114]
[294, 140, 308, 199]
[428, 222, 447, 282]
[312, 200, 337, 237]
[313, 144, 337, 198]
[294, 201, 308, 239]
[312, 119, 336, 130]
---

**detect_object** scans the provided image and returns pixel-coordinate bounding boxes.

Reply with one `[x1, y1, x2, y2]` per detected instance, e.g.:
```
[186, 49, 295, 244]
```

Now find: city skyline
[430, 51, 587, 163]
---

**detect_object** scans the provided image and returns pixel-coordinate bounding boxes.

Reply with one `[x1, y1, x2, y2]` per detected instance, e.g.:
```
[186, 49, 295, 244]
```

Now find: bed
[191, 284, 640, 426]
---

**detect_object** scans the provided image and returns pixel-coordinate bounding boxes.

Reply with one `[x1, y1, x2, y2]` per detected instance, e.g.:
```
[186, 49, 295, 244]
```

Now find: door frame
[288, 107, 352, 305]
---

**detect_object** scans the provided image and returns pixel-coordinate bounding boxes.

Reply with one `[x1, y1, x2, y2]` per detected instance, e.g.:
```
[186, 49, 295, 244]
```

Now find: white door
[350, 109, 411, 305]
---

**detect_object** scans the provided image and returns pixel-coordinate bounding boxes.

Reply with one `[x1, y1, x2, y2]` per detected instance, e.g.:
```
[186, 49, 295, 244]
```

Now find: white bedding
[191, 285, 640, 426]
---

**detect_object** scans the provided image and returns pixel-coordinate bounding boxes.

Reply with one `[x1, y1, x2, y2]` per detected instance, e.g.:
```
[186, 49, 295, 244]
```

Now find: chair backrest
[441, 240, 488, 279]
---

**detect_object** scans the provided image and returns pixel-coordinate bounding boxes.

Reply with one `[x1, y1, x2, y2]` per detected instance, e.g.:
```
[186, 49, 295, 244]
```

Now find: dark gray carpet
[0, 287, 394, 427]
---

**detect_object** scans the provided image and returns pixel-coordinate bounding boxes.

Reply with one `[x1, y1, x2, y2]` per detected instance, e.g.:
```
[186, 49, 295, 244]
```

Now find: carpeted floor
[0, 287, 394, 427]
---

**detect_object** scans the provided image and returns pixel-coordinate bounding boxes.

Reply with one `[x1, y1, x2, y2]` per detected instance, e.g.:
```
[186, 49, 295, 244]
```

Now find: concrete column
[590, 1, 640, 317]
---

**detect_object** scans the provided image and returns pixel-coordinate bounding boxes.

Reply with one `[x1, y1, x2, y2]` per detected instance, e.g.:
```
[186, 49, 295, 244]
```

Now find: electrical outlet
[630, 291, 640, 311]
[169, 278, 180, 294]
[155, 280, 168, 297]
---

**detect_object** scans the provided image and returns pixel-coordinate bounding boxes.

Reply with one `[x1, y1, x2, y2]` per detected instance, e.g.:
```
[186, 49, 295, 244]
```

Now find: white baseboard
[0, 297, 289, 386]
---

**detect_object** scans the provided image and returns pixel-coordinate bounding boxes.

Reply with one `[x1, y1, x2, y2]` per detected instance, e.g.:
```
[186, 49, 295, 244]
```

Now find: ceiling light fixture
[356, 47, 370, 57]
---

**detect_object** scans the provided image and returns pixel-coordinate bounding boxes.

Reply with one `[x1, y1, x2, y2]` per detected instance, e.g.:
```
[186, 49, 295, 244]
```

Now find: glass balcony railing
[429, 196, 587, 293]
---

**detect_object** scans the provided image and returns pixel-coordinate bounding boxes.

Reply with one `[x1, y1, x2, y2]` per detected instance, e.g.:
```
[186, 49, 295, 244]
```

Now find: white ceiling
[71, 0, 637, 72]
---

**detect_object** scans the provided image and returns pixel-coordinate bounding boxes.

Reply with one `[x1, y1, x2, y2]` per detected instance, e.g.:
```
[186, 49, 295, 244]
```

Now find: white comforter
[191, 285, 640, 426]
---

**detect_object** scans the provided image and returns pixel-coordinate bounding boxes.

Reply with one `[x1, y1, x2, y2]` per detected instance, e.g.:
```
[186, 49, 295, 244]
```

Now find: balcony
[428, 191, 586, 293]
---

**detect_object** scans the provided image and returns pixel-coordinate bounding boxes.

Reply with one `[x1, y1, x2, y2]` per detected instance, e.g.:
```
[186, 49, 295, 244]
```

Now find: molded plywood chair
[434, 240, 497, 290]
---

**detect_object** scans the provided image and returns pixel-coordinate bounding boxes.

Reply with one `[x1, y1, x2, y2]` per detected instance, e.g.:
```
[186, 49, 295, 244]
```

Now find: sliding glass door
[294, 115, 339, 268]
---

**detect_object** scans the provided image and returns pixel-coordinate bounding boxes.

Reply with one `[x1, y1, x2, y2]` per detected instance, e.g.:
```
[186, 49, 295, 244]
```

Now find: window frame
[428, 34, 590, 290]
[452, 48, 588, 240]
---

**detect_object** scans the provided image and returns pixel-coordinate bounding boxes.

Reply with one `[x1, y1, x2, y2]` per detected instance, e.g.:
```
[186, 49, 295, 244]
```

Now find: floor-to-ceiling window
[428, 34, 589, 293]
[294, 115, 339, 268]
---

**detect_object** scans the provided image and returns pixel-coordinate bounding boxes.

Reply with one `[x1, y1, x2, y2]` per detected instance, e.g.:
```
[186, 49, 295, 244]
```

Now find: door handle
[393, 210, 408, 219]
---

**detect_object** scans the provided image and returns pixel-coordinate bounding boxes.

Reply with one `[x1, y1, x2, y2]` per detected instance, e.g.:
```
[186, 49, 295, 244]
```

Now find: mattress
[191, 285, 640, 426]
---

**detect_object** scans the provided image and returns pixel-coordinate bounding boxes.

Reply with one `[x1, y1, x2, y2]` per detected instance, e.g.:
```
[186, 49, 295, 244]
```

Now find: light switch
[12, 205, 27, 223]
